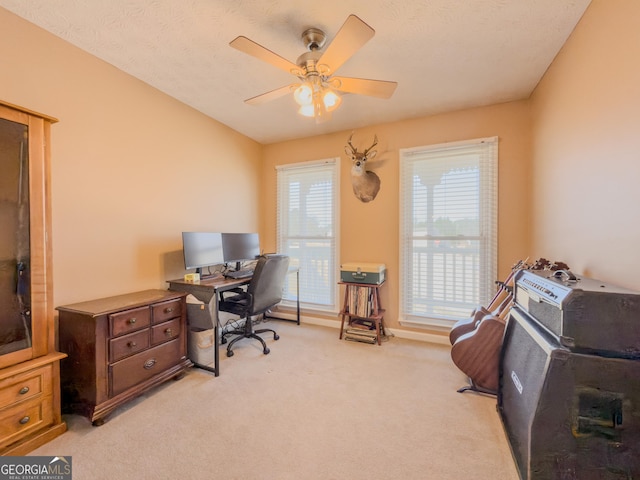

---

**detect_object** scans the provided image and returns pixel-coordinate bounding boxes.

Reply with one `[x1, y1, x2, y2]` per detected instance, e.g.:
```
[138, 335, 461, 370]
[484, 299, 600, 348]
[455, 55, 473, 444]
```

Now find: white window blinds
[276, 159, 339, 311]
[399, 137, 498, 326]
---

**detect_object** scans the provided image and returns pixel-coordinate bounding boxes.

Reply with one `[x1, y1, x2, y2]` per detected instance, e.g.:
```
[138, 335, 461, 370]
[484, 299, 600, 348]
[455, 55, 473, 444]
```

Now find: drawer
[110, 339, 182, 397]
[152, 298, 182, 324]
[110, 306, 151, 337]
[151, 318, 181, 346]
[110, 329, 150, 363]
[0, 364, 52, 408]
[0, 396, 54, 450]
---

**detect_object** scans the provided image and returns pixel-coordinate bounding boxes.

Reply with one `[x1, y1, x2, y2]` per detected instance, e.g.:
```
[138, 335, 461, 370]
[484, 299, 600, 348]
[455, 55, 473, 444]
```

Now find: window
[277, 158, 340, 312]
[399, 137, 498, 328]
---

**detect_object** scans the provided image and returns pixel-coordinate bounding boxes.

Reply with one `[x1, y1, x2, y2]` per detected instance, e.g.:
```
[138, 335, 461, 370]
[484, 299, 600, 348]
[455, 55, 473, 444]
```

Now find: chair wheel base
[263, 347, 270, 355]
[226, 350, 234, 357]
[274, 334, 280, 341]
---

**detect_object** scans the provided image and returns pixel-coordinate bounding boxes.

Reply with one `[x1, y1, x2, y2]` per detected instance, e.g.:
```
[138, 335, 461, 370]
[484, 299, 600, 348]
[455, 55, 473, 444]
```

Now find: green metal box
[340, 262, 386, 284]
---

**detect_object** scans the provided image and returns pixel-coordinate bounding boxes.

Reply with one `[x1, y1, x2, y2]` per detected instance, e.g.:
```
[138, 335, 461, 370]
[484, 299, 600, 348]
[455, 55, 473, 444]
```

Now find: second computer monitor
[222, 233, 260, 270]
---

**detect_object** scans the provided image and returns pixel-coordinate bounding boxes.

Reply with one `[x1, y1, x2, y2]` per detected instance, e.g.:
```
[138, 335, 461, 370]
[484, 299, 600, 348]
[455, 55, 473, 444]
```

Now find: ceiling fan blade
[244, 84, 296, 105]
[332, 77, 397, 98]
[318, 15, 375, 75]
[230, 36, 301, 75]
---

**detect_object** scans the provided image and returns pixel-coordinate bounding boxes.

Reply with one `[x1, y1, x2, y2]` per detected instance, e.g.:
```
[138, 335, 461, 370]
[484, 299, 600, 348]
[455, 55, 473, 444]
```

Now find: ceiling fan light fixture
[293, 83, 314, 106]
[322, 88, 341, 112]
[298, 104, 316, 117]
[296, 83, 341, 119]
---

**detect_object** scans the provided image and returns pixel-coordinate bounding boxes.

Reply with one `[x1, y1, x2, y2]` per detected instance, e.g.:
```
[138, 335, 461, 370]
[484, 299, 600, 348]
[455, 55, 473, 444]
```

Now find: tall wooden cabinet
[0, 101, 66, 454]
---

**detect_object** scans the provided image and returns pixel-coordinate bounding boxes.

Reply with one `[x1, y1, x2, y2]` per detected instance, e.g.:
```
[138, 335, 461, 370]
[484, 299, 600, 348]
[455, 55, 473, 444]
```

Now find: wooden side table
[338, 281, 387, 345]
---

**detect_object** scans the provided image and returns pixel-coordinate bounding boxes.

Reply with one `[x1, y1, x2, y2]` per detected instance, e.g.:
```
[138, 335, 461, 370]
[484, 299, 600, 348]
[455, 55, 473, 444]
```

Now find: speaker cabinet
[498, 307, 640, 479]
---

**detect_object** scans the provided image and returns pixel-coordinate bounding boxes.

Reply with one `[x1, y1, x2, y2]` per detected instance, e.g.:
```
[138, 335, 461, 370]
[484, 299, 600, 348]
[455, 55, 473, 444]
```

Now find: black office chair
[218, 254, 290, 357]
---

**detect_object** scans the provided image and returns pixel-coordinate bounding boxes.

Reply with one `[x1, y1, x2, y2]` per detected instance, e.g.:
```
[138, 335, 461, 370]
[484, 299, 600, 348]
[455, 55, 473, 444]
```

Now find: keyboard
[224, 269, 254, 279]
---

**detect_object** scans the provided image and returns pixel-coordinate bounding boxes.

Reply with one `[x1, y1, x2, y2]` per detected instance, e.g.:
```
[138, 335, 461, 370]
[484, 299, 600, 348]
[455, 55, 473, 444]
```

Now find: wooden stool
[339, 281, 386, 345]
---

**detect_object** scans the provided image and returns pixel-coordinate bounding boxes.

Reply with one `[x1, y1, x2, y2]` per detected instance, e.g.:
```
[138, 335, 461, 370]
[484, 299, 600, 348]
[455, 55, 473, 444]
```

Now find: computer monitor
[182, 232, 224, 277]
[221, 233, 260, 271]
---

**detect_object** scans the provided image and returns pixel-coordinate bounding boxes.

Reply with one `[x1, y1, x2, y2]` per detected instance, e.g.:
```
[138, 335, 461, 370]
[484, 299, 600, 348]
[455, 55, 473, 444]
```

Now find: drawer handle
[19, 416, 30, 425]
[164, 328, 173, 337]
[165, 307, 174, 313]
[128, 318, 137, 325]
[127, 341, 137, 348]
[19, 386, 30, 395]
[144, 358, 156, 370]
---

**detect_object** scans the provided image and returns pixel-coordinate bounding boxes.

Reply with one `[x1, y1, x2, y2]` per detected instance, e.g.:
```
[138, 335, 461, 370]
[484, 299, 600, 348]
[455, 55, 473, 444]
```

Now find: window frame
[399, 137, 498, 329]
[276, 158, 340, 313]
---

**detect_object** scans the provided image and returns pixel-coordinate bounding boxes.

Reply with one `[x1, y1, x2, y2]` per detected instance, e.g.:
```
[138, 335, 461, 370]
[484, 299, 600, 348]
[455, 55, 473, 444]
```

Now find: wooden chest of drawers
[57, 290, 192, 425]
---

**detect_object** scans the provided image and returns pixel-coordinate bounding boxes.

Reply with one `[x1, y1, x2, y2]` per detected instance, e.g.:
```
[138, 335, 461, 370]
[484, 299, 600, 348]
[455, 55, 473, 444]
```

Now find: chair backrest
[247, 255, 290, 315]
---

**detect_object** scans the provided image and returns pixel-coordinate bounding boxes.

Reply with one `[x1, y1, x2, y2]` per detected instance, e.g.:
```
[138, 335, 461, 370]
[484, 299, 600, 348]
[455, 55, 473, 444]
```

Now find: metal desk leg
[296, 268, 300, 325]
[213, 297, 220, 376]
[264, 268, 300, 325]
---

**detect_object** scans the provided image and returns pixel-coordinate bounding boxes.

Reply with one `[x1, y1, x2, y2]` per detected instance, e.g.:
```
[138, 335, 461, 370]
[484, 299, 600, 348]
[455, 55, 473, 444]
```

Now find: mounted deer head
[345, 133, 380, 203]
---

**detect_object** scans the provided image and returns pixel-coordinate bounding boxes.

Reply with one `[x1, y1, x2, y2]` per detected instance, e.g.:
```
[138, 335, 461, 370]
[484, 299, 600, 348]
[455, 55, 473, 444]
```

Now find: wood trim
[1, 422, 67, 456]
[0, 349, 33, 370]
[0, 353, 67, 380]
[0, 100, 58, 123]
[29, 116, 50, 357]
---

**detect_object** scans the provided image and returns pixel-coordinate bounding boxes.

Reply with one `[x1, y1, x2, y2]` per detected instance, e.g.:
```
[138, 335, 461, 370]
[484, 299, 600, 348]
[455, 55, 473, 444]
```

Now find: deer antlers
[346, 133, 378, 158]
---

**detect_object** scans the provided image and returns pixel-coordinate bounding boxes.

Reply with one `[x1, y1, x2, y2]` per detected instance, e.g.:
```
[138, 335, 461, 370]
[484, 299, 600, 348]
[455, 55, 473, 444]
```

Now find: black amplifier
[514, 269, 640, 358]
[499, 307, 640, 479]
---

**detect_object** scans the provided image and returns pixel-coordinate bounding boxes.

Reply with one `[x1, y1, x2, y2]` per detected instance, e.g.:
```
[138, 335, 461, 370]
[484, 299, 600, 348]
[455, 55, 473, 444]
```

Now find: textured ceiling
[0, 0, 591, 144]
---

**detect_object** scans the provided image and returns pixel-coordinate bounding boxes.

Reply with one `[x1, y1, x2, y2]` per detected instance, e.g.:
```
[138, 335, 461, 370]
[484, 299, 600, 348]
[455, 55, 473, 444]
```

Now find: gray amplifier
[514, 269, 640, 358]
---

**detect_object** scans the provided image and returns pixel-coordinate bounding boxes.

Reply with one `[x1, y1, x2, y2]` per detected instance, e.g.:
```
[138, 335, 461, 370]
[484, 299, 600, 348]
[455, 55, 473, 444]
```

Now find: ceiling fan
[229, 15, 398, 122]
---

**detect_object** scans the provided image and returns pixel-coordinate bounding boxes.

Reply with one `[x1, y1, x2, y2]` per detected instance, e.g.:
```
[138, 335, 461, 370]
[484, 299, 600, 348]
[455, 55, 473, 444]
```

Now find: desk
[167, 267, 299, 376]
[167, 275, 248, 376]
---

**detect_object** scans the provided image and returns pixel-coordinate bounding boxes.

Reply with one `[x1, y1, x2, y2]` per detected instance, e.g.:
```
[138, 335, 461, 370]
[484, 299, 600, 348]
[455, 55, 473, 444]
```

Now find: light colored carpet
[31, 321, 519, 480]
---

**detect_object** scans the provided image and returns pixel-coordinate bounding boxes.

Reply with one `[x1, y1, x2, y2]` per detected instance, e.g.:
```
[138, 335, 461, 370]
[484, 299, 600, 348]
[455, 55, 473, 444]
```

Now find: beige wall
[0, 8, 262, 306]
[262, 101, 532, 336]
[6, 0, 634, 339]
[530, 0, 640, 290]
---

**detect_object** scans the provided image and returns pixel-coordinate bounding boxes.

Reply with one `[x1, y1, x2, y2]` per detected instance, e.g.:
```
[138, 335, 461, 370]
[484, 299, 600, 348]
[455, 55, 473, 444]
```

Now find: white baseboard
[385, 327, 450, 346]
[276, 313, 450, 346]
